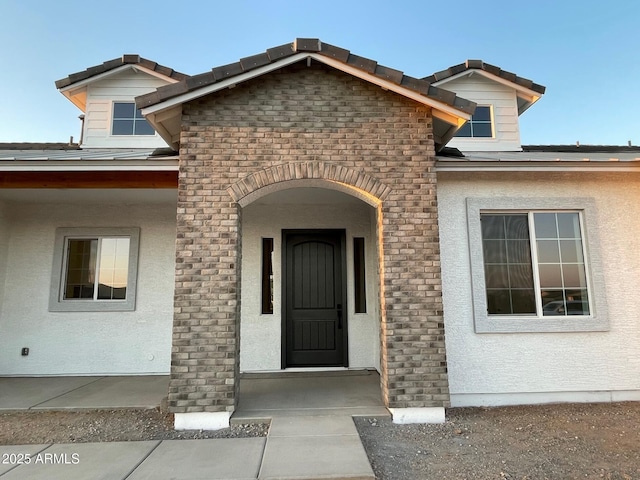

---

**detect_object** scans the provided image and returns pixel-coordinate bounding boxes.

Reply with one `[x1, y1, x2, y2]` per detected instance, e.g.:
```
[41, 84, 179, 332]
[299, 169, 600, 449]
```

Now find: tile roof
[424, 60, 546, 95]
[136, 38, 476, 115]
[55, 55, 189, 89]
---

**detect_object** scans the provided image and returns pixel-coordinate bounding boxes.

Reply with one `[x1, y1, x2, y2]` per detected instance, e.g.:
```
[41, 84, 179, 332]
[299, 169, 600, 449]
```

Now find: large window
[49, 228, 140, 312]
[111, 102, 155, 136]
[455, 106, 493, 138]
[467, 198, 608, 333]
[481, 212, 589, 316]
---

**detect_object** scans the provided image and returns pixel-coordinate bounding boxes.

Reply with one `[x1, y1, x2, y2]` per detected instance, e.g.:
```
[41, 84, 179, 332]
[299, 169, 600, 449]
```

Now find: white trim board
[450, 390, 640, 407]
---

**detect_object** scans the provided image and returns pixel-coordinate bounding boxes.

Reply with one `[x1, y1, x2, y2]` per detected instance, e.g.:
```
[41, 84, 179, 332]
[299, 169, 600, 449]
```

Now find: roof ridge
[423, 59, 546, 94]
[135, 38, 476, 115]
[55, 55, 189, 89]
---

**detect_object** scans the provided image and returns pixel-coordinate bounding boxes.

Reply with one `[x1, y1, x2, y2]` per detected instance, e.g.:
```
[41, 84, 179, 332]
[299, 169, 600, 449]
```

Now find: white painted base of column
[174, 412, 231, 431]
[389, 407, 446, 424]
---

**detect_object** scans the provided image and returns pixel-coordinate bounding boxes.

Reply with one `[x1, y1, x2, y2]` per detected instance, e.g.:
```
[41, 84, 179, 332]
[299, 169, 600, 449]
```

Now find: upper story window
[111, 102, 155, 136]
[455, 106, 493, 138]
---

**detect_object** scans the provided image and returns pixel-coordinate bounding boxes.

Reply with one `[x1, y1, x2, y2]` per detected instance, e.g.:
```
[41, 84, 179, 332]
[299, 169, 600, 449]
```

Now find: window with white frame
[111, 102, 155, 136]
[49, 228, 140, 312]
[467, 198, 608, 333]
[455, 106, 493, 138]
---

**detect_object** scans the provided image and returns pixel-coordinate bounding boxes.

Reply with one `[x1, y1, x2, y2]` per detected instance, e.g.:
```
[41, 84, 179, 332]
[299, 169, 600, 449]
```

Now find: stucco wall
[0, 195, 177, 375]
[0, 202, 9, 321]
[438, 171, 640, 405]
[240, 199, 379, 371]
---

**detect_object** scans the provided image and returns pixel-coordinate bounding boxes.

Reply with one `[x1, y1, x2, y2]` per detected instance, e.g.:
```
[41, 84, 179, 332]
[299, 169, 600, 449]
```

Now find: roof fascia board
[59, 65, 179, 94]
[141, 53, 310, 116]
[435, 160, 640, 172]
[310, 54, 470, 125]
[433, 69, 542, 104]
[0, 159, 178, 172]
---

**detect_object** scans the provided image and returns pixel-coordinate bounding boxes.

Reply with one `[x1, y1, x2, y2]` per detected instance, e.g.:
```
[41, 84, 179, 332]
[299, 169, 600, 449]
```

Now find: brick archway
[227, 161, 391, 207]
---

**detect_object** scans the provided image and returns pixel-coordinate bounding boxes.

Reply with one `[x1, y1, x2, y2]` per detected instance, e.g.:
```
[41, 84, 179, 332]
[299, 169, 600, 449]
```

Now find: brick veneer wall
[169, 62, 449, 413]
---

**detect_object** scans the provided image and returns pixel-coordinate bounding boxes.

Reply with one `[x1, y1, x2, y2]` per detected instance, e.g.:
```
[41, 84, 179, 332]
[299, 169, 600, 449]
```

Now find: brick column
[169, 144, 242, 430]
[378, 134, 450, 424]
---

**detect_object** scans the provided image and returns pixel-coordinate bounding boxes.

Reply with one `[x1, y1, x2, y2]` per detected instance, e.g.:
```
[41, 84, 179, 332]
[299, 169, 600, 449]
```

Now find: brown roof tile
[423, 60, 546, 94]
[135, 38, 476, 115]
[55, 55, 188, 89]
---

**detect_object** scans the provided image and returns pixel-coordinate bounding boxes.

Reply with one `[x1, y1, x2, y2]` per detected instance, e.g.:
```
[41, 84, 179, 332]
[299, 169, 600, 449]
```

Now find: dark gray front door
[283, 230, 347, 367]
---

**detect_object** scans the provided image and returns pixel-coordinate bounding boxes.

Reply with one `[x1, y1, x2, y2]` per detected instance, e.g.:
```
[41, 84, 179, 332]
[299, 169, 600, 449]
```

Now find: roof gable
[55, 55, 189, 114]
[55, 55, 188, 90]
[425, 60, 545, 115]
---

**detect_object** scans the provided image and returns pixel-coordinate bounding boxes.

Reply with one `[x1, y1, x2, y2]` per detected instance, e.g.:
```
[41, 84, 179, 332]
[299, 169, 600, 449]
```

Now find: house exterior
[1, 39, 639, 430]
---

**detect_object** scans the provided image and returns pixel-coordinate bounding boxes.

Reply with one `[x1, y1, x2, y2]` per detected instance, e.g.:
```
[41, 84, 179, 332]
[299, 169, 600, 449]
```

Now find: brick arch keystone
[227, 162, 391, 207]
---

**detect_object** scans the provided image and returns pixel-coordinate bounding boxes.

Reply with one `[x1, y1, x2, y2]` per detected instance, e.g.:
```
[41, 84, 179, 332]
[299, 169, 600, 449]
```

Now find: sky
[1, 0, 639, 146]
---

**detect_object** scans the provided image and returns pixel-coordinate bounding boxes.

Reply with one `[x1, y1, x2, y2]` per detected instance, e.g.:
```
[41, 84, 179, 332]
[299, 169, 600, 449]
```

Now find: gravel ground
[0, 408, 268, 444]
[1, 403, 638, 479]
[354, 402, 640, 480]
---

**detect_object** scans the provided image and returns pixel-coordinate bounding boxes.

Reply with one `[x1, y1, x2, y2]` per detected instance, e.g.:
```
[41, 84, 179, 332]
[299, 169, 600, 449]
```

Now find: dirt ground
[354, 402, 640, 480]
[1, 403, 639, 479]
[0, 408, 268, 444]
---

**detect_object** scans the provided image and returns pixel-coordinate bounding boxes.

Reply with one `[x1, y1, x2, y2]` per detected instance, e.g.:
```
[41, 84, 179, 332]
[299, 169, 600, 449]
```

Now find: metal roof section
[436, 148, 640, 172]
[0, 148, 179, 171]
[425, 60, 545, 115]
[136, 38, 478, 152]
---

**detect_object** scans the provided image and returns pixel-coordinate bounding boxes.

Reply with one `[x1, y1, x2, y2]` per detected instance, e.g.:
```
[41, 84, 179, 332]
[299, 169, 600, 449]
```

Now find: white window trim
[110, 101, 156, 137]
[49, 227, 140, 312]
[467, 197, 608, 333]
[454, 105, 495, 139]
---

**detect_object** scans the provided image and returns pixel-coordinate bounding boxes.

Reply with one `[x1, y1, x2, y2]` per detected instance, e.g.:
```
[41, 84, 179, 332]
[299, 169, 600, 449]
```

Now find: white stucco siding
[240, 195, 379, 372]
[438, 171, 640, 405]
[0, 202, 9, 317]
[437, 75, 522, 151]
[0, 193, 177, 376]
[83, 69, 171, 148]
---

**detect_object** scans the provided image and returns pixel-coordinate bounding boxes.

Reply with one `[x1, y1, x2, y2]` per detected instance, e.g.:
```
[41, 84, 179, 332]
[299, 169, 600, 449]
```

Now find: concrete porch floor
[0, 370, 390, 418]
[233, 369, 390, 421]
[0, 371, 385, 479]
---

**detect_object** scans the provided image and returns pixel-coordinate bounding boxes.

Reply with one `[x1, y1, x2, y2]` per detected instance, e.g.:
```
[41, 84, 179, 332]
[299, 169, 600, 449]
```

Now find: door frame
[281, 229, 349, 368]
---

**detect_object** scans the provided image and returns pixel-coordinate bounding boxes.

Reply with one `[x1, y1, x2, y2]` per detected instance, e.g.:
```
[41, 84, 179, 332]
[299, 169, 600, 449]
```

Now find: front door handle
[337, 304, 342, 329]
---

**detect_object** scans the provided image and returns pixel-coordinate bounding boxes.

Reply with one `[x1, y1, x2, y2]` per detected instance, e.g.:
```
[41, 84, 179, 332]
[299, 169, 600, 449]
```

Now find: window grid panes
[455, 106, 493, 138]
[64, 237, 130, 301]
[112, 102, 155, 136]
[481, 211, 590, 317]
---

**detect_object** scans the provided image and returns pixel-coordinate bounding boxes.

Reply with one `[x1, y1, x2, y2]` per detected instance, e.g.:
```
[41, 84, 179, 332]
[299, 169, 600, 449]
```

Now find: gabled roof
[55, 55, 188, 90]
[424, 60, 545, 115]
[55, 55, 189, 114]
[136, 38, 477, 151]
[137, 39, 475, 114]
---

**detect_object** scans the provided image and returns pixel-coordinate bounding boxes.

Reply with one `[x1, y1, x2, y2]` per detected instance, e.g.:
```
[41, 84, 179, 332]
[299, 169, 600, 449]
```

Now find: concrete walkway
[0, 372, 387, 479]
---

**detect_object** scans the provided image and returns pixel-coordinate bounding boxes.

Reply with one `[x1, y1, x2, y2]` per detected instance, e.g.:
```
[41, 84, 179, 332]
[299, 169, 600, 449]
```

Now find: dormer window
[111, 102, 155, 136]
[455, 106, 493, 138]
